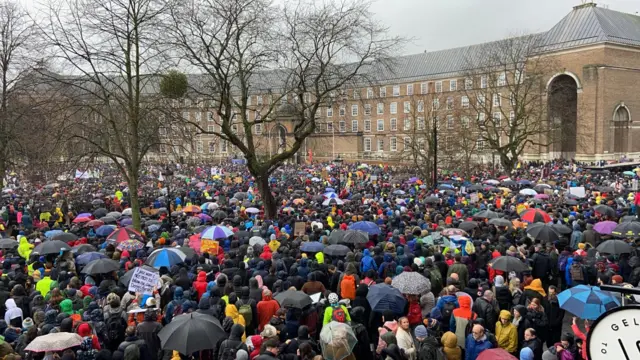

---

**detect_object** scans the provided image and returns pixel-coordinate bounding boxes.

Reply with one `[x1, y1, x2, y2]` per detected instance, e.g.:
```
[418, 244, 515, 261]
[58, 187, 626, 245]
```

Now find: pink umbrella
[477, 348, 517, 360]
[196, 182, 206, 188]
[534, 194, 549, 199]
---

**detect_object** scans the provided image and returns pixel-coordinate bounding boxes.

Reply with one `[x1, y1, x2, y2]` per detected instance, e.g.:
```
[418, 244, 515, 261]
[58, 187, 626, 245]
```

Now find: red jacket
[193, 271, 208, 300]
[259, 245, 272, 261]
[256, 292, 280, 331]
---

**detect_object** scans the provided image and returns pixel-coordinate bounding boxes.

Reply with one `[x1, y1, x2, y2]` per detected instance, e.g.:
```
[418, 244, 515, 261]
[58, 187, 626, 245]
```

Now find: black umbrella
[91, 199, 104, 205]
[466, 184, 483, 191]
[597, 186, 615, 193]
[488, 218, 512, 228]
[501, 180, 517, 187]
[564, 199, 578, 206]
[526, 223, 560, 243]
[81, 258, 120, 275]
[235, 231, 251, 240]
[611, 221, 640, 237]
[328, 229, 346, 244]
[458, 221, 478, 232]
[594, 205, 616, 218]
[489, 256, 529, 272]
[323, 244, 350, 257]
[119, 265, 159, 286]
[211, 210, 227, 219]
[71, 244, 97, 254]
[274, 290, 313, 309]
[474, 210, 500, 219]
[158, 313, 226, 354]
[233, 192, 247, 200]
[51, 232, 78, 242]
[33, 240, 72, 255]
[176, 246, 197, 259]
[0, 238, 18, 249]
[596, 239, 632, 255]
[551, 223, 572, 235]
[621, 215, 638, 223]
[341, 230, 368, 244]
[100, 216, 117, 224]
[424, 196, 440, 204]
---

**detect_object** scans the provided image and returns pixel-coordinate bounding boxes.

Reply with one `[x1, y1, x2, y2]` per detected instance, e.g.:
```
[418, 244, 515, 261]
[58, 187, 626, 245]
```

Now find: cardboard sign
[200, 239, 219, 255]
[224, 176, 232, 185]
[128, 267, 160, 295]
[234, 177, 243, 184]
[294, 222, 306, 236]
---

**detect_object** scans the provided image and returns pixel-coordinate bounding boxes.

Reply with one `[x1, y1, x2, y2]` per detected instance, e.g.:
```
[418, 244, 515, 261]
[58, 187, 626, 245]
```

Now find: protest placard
[128, 267, 160, 295]
[569, 186, 586, 198]
[294, 222, 306, 236]
[200, 239, 219, 255]
[469, 193, 479, 203]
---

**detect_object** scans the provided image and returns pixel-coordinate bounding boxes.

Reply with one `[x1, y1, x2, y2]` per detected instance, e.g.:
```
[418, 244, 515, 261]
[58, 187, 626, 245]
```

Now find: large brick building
[165, 3, 640, 165]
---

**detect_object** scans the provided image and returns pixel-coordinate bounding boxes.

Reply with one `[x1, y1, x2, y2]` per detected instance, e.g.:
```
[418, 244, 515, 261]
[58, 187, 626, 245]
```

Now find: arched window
[614, 105, 630, 122]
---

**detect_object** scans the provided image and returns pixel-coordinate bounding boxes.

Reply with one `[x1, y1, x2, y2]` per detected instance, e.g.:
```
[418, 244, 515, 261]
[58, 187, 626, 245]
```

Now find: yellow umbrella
[498, 187, 511, 193]
[293, 198, 306, 205]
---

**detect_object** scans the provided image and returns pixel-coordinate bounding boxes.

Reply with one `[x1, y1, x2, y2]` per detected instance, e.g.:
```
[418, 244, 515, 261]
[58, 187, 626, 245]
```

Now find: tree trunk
[0, 157, 6, 187]
[501, 154, 516, 173]
[127, 173, 142, 231]
[256, 174, 277, 220]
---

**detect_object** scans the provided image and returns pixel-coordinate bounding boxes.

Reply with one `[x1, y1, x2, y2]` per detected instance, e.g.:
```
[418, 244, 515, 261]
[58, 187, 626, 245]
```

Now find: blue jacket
[465, 334, 492, 360]
[360, 249, 378, 273]
[435, 294, 459, 312]
[570, 225, 583, 249]
[565, 256, 575, 286]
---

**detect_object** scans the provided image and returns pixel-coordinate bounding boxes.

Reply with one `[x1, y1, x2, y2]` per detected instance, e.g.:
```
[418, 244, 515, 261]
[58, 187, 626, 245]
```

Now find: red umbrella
[72, 217, 91, 224]
[476, 348, 517, 360]
[85, 219, 105, 229]
[520, 208, 552, 223]
[106, 228, 144, 243]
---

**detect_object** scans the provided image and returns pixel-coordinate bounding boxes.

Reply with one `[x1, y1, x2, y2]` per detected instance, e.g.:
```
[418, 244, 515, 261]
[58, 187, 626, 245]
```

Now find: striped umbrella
[146, 248, 186, 269]
[557, 284, 619, 320]
[201, 225, 234, 239]
[520, 208, 552, 223]
[106, 228, 144, 243]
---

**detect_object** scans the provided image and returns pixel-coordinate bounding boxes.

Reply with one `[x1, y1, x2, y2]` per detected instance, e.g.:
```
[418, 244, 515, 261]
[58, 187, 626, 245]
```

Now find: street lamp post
[162, 166, 174, 227]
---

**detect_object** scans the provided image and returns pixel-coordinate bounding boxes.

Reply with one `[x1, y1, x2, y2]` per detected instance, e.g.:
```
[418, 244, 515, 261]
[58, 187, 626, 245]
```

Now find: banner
[128, 267, 159, 295]
[569, 186, 586, 198]
[200, 239, 219, 255]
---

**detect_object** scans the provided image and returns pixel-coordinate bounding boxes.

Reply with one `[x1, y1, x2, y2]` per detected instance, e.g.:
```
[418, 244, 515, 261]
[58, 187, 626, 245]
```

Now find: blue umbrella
[518, 179, 533, 186]
[349, 221, 381, 235]
[148, 224, 161, 233]
[367, 284, 407, 314]
[201, 225, 234, 240]
[300, 241, 325, 253]
[324, 192, 339, 199]
[557, 285, 620, 320]
[120, 218, 133, 226]
[76, 252, 107, 265]
[145, 248, 186, 269]
[325, 187, 336, 193]
[44, 230, 64, 238]
[96, 225, 116, 237]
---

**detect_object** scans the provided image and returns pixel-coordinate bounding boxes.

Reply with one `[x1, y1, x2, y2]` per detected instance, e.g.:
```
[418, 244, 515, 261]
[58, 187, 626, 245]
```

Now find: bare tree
[462, 35, 562, 172]
[167, 0, 399, 218]
[38, 0, 180, 230]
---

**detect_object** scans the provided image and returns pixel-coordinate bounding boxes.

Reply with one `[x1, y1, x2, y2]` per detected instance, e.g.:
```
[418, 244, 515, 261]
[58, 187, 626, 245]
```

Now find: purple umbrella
[77, 213, 93, 219]
[594, 221, 618, 235]
[408, 177, 419, 183]
[198, 213, 212, 222]
[534, 194, 549, 199]
[120, 218, 133, 226]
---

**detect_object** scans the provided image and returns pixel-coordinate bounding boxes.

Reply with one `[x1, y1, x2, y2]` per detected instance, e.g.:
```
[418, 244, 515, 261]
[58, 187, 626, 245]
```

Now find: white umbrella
[245, 207, 260, 214]
[519, 188, 537, 196]
[25, 333, 83, 352]
[249, 236, 266, 246]
[323, 198, 344, 206]
[122, 208, 132, 216]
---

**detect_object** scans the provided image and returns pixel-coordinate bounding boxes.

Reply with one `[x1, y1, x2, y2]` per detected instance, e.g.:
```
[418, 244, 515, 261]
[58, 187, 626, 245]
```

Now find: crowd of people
[0, 159, 638, 360]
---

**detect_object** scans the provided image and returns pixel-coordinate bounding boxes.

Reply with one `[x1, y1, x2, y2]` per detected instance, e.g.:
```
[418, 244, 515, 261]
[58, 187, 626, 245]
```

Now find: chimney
[574, 2, 597, 10]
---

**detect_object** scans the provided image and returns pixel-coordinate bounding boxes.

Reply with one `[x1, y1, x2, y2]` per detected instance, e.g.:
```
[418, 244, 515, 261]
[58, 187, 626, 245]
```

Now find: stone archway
[268, 124, 287, 156]
[547, 74, 578, 159]
[612, 104, 630, 154]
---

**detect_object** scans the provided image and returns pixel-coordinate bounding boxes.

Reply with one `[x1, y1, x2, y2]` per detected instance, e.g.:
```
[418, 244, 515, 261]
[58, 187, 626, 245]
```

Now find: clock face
[587, 306, 640, 360]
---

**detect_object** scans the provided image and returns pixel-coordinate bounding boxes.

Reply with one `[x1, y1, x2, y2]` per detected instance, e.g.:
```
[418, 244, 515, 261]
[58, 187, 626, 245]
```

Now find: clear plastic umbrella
[320, 321, 357, 360]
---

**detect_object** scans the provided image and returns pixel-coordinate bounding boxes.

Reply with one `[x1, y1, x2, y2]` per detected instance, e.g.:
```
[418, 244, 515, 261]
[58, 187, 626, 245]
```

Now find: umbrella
[518, 179, 533, 186]
[483, 179, 500, 185]
[367, 284, 407, 314]
[119, 265, 158, 286]
[81, 258, 120, 274]
[533, 184, 551, 192]
[201, 225, 234, 239]
[211, 210, 227, 219]
[501, 180, 517, 187]
[233, 192, 247, 199]
[557, 284, 620, 320]
[25, 332, 83, 352]
[52, 232, 78, 242]
[620, 215, 639, 223]
[328, 229, 346, 244]
[474, 210, 500, 219]
[183, 205, 201, 213]
[348, 221, 380, 235]
[44, 230, 63, 238]
[534, 194, 549, 200]
[76, 212, 93, 219]
[33, 240, 71, 255]
[85, 219, 104, 229]
[393, 189, 406, 195]
[476, 348, 517, 360]
[293, 198, 306, 205]
[175, 246, 197, 259]
[320, 321, 358, 360]
[341, 230, 368, 244]
[300, 241, 325, 252]
[91, 199, 104, 205]
[145, 220, 161, 227]
[594, 221, 618, 235]
[275, 290, 313, 309]
[519, 188, 537, 196]
[458, 221, 479, 232]
[551, 223, 572, 235]
[158, 313, 226, 354]
[391, 272, 431, 295]
[488, 218, 512, 228]
[526, 223, 560, 243]
[107, 211, 122, 219]
[146, 248, 186, 269]
[71, 244, 96, 254]
[93, 208, 108, 218]
[520, 208, 552, 223]
[323, 244, 350, 257]
[96, 225, 117, 237]
[424, 196, 440, 204]
[120, 218, 133, 226]
[441, 228, 468, 237]
[245, 207, 260, 214]
[489, 256, 529, 273]
[0, 238, 17, 249]
[596, 239, 632, 255]
[187, 217, 202, 226]
[122, 208, 132, 216]
[76, 252, 107, 265]
[106, 228, 144, 243]
[594, 205, 616, 218]
[117, 239, 145, 252]
[597, 186, 615, 193]
[100, 216, 117, 224]
[611, 221, 640, 237]
[325, 187, 336, 193]
[323, 198, 345, 206]
[249, 236, 266, 247]
[197, 213, 213, 222]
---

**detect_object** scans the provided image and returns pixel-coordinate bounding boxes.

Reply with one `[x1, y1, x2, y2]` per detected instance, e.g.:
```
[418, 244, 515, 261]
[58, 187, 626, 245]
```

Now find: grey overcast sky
[370, 0, 640, 55]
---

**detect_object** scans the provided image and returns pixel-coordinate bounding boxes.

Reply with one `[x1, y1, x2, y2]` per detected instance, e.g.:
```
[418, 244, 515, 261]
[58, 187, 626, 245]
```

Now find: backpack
[105, 313, 126, 346]
[340, 275, 356, 300]
[558, 254, 569, 272]
[463, 313, 476, 338]
[238, 302, 253, 325]
[331, 306, 347, 323]
[171, 300, 184, 318]
[429, 269, 443, 291]
[441, 302, 455, 329]
[219, 340, 243, 360]
[417, 337, 444, 360]
[570, 263, 584, 282]
[407, 302, 422, 326]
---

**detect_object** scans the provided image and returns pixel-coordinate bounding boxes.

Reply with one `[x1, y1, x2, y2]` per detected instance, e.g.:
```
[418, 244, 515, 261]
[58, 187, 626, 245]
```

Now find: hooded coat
[256, 291, 280, 332]
[360, 249, 378, 273]
[164, 287, 185, 323]
[495, 310, 518, 353]
[192, 271, 208, 300]
[349, 307, 372, 360]
[136, 310, 163, 360]
[450, 295, 477, 349]
[216, 324, 248, 359]
[441, 331, 462, 360]
[4, 298, 23, 326]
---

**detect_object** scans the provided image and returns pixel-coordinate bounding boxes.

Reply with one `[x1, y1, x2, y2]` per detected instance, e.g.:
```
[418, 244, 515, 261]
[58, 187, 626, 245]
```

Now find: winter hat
[520, 347, 534, 360]
[414, 325, 428, 338]
[328, 293, 339, 304]
[612, 275, 624, 283]
[235, 349, 249, 360]
[22, 318, 34, 329]
[494, 275, 505, 287]
[260, 324, 277, 338]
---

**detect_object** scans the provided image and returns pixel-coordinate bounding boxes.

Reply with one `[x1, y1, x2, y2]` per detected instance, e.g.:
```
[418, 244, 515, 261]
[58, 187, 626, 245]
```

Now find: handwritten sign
[128, 267, 160, 295]
[294, 222, 306, 236]
[469, 193, 479, 203]
[200, 239, 219, 255]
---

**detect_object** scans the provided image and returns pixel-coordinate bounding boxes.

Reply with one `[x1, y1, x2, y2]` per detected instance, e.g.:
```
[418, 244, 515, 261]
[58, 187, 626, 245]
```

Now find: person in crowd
[465, 324, 493, 360]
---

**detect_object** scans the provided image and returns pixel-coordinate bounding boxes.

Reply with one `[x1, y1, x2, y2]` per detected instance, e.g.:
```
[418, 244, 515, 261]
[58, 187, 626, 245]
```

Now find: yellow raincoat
[18, 236, 33, 259]
[268, 239, 281, 252]
[315, 252, 324, 264]
[115, 190, 123, 200]
[225, 304, 246, 341]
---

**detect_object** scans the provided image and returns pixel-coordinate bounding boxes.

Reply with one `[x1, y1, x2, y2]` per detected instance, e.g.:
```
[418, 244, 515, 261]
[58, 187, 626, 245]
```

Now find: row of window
[159, 140, 229, 154]
[362, 136, 486, 152]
